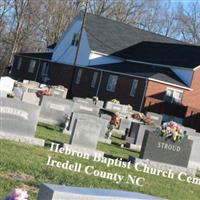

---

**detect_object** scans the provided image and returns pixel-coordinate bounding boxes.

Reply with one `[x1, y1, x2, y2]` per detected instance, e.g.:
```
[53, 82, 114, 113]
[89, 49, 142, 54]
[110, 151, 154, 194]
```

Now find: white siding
[172, 68, 193, 87]
[88, 52, 123, 66]
[52, 19, 90, 66]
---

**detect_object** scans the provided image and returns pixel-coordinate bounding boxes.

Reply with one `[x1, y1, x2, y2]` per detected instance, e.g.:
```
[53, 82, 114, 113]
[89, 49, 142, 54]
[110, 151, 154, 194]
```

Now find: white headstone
[0, 97, 44, 146]
[0, 76, 15, 92]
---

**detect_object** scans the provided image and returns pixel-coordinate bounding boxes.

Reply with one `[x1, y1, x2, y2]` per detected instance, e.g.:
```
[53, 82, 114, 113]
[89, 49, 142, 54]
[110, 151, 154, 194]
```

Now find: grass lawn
[0, 123, 200, 199]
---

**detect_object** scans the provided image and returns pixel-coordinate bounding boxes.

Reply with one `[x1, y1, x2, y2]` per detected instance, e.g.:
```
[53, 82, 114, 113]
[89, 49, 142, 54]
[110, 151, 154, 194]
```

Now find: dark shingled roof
[84, 12, 185, 55]
[112, 41, 200, 69]
[90, 62, 188, 88]
[50, 12, 200, 69]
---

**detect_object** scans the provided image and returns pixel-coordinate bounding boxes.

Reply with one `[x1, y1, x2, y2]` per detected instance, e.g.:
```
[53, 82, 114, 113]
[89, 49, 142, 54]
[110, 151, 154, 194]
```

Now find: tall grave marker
[0, 98, 44, 146]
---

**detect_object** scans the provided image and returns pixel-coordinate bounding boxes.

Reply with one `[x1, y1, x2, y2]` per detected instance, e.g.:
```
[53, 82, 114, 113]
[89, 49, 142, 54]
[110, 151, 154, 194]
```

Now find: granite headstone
[73, 102, 100, 116]
[0, 97, 44, 146]
[37, 184, 161, 200]
[140, 130, 193, 167]
[69, 119, 102, 151]
[188, 134, 200, 169]
[22, 92, 40, 105]
[0, 76, 15, 92]
[119, 118, 132, 132]
[146, 112, 163, 126]
[13, 86, 25, 100]
[0, 90, 7, 98]
[105, 101, 128, 114]
[39, 96, 74, 125]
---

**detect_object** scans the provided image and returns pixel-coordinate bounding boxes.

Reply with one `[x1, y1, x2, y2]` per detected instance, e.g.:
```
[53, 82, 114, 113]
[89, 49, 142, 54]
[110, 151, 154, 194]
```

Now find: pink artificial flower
[6, 188, 28, 200]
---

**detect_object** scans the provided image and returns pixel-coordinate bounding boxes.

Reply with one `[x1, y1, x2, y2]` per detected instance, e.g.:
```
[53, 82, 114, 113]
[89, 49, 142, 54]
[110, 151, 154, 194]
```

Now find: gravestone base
[112, 129, 125, 136]
[188, 161, 200, 170]
[37, 183, 161, 200]
[64, 144, 104, 158]
[98, 138, 112, 144]
[39, 118, 60, 125]
[121, 143, 141, 152]
[125, 136, 135, 143]
[129, 157, 197, 176]
[0, 133, 45, 147]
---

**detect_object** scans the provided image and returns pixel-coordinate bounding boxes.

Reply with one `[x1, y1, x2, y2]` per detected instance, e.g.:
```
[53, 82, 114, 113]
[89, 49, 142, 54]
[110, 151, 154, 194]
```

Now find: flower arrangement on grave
[143, 115, 154, 125]
[4, 188, 28, 200]
[160, 121, 185, 142]
[36, 88, 52, 97]
[131, 112, 154, 125]
[127, 104, 133, 112]
[111, 99, 120, 104]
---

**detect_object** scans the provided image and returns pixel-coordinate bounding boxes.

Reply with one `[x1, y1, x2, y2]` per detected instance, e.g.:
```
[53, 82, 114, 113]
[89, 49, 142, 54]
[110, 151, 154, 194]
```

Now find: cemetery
[0, 76, 200, 200]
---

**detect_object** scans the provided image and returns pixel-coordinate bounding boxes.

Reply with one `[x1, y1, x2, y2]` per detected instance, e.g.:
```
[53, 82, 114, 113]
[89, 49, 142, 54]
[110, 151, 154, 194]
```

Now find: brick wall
[145, 80, 188, 101]
[182, 67, 200, 110]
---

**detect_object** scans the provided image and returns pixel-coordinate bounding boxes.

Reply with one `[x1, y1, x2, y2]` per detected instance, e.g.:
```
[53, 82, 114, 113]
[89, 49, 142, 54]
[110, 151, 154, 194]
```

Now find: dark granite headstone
[127, 121, 143, 139]
[140, 130, 193, 167]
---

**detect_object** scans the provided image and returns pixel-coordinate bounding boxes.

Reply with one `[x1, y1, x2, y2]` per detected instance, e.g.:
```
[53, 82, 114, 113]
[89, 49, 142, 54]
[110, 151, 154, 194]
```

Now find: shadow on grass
[104, 153, 128, 162]
[112, 135, 123, 140]
[45, 139, 64, 148]
[38, 123, 61, 132]
[111, 141, 121, 147]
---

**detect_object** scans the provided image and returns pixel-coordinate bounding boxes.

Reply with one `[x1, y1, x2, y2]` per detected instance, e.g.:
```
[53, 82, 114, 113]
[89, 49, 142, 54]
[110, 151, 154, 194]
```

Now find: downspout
[139, 79, 148, 112]
[96, 70, 103, 97]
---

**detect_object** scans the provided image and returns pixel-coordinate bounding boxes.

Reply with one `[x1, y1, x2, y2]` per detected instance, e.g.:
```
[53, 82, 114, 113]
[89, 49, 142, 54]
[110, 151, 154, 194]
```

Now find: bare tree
[176, 1, 200, 44]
